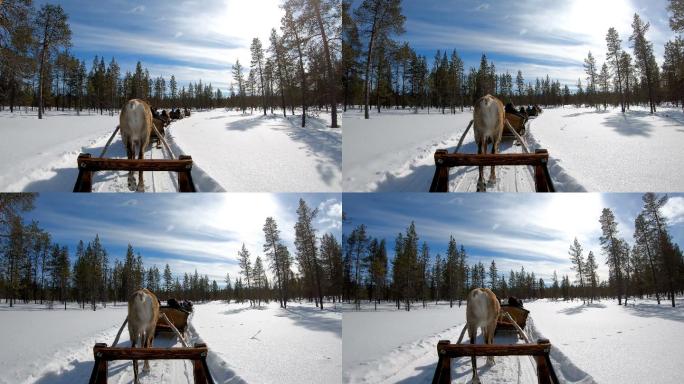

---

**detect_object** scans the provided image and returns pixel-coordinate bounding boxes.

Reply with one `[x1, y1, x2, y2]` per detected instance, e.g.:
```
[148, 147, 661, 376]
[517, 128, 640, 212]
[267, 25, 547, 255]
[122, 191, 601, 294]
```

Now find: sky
[38, 0, 287, 93]
[352, 0, 678, 89]
[342, 193, 684, 284]
[22, 193, 342, 285]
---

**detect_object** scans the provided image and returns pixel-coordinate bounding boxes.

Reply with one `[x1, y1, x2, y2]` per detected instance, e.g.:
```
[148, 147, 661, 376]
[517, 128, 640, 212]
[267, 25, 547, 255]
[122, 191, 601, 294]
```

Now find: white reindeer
[128, 288, 160, 384]
[473, 94, 505, 191]
[119, 99, 153, 192]
[466, 287, 501, 384]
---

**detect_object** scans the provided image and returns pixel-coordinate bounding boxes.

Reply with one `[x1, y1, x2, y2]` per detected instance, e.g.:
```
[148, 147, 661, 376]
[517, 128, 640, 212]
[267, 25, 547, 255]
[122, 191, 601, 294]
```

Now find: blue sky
[38, 0, 286, 93]
[353, 0, 677, 88]
[23, 193, 341, 284]
[342, 193, 684, 283]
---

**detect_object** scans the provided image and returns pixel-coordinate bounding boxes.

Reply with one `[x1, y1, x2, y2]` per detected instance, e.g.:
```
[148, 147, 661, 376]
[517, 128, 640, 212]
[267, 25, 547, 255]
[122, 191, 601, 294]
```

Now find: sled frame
[73, 153, 197, 192]
[429, 149, 555, 193]
[431, 338, 559, 384]
[88, 342, 214, 384]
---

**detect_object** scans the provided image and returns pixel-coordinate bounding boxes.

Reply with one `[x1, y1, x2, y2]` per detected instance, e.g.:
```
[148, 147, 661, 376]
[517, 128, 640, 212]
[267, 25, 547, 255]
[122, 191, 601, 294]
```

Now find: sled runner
[73, 124, 196, 192]
[429, 118, 555, 192]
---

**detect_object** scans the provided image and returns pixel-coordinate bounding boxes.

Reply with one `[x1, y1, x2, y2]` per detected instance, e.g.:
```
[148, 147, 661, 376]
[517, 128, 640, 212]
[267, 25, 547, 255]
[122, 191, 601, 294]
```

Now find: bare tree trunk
[313, 0, 338, 128]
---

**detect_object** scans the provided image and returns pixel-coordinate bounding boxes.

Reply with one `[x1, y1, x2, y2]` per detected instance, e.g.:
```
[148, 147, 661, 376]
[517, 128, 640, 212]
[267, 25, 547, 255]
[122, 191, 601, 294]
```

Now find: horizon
[342, 193, 684, 284]
[36, 0, 286, 94]
[350, 0, 677, 90]
[21, 193, 342, 285]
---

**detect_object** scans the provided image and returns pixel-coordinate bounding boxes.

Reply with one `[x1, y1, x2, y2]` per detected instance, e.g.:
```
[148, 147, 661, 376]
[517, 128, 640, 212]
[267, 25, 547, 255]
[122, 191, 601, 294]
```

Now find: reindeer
[119, 99, 153, 192]
[128, 288, 160, 384]
[473, 94, 505, 191]
[466, 287, 501, 384]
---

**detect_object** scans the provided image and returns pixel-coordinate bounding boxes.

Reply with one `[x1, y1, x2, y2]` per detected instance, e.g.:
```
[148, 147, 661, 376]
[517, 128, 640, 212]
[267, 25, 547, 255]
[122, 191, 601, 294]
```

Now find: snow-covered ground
[343, 299, 684, 383]
[0, 300, 341, 384]
[342, 106, 684, 192]
[0, 108, 341, 192]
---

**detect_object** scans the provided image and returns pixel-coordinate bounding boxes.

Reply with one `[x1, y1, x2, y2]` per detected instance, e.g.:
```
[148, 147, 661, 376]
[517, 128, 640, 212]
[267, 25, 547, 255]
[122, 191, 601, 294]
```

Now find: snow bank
[525, 298, 684, 384]
[194, 301, 342, 384]
[343, 105, 684, 192]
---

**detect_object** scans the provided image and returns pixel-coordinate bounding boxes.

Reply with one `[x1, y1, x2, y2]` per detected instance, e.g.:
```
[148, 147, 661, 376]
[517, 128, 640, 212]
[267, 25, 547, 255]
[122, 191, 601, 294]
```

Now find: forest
[0, 194, 343, 310]
[0, 0, 342, 127]
[342, 0, 684, 116]
[343, 193, 684, 310]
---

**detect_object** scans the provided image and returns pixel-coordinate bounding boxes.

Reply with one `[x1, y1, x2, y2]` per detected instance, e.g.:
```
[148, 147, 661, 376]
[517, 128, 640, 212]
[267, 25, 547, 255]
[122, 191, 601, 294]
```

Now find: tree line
[0, 0, 342, 128]
[342, 0, 684, 117]
[0, 194, 343, 310]
[343, 193, 683, 311]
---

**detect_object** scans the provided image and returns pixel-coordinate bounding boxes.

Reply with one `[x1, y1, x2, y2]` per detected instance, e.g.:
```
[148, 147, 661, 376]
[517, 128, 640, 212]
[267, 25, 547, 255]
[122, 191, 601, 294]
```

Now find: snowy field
[0, 108, 341, 192]
[342, 299, 684, 383]
[342, 106, 684, 192]
[0, 300, 341, 384]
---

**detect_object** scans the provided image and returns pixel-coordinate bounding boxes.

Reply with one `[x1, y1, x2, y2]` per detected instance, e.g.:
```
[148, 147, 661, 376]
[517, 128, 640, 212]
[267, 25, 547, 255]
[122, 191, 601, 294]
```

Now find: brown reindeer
[128, 288, 160, 384]
[119, 99, 153, 192]
[473, 95, 505, 192]
[466, 287, 501, 384]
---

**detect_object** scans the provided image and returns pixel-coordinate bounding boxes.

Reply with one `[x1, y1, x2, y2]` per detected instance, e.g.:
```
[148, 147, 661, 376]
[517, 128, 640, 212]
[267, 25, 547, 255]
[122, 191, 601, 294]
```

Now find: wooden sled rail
[432, 338, 559, 384]
[73, 153, 197, 192]
[89, 342, 214, 384]
[429, 149, 555, 193]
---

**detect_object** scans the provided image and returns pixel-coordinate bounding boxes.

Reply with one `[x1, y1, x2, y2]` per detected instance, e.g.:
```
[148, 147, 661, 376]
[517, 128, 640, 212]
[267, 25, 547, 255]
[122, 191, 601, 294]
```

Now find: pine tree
[583, 51, 598, 108]
[585, 251, 599, 303]
[34, 4, 71, 119]
[354, 0, 405, 119]
[250, 38, 268, 116]
[599, 208, 625, 305]
[606, 27, 626, 112]
[630, 13, 658, 114]
[237, 243, 253, 306]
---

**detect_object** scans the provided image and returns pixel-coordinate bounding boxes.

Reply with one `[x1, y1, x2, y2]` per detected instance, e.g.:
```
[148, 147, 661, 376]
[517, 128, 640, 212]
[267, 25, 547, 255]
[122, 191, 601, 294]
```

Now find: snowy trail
[343, 109, 536, 192]
[344, 322, 538, 383]
[2, 307, 243, 384]
[0, 109, 341, 192]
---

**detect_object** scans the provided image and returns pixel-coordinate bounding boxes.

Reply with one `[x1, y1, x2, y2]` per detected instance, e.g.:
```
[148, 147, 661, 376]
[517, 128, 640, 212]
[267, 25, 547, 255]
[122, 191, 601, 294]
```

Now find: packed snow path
[343, 109, 540, 192]
[0, 301, 342, 384]
[0, 109, 341, 192]
[343, 106, 684, 192]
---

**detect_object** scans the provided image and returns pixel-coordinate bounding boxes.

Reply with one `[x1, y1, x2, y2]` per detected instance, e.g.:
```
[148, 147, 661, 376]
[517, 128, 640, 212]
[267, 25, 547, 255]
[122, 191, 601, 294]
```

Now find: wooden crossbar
[89, 342, 214, 384]
[429, 149, 555, 193]
[73, 153, 196, 192]
[432, 338, 559, 384]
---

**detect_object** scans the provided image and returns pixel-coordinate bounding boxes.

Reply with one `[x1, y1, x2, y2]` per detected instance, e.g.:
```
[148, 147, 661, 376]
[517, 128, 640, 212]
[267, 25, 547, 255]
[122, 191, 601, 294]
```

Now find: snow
[343, 299, 684, 383]
[526, 298, 684, 384]
[0, 108, 341, 192]
[342, 106, 684, 192]
[0, 300, 341, 384]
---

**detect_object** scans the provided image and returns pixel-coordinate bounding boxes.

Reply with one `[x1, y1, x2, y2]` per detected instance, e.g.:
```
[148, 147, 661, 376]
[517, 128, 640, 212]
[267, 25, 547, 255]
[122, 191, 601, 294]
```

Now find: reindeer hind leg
[477, 140, 486, 192]
[136, 140, 145, 192]
[125, 139, 137, 191]
[469, 323, 481, 384]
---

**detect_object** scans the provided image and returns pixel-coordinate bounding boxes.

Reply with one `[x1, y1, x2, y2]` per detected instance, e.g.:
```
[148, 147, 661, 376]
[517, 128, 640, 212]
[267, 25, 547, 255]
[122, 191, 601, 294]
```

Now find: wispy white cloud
[32, 194, 340, 285]
[404, 0, 677, 88]
[128, 5, 145, 14]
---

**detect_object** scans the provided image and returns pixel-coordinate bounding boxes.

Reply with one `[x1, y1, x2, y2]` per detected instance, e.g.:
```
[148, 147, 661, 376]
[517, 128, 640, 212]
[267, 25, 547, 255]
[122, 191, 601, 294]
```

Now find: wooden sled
[156, 305, 193, 335]
[497, 305, 530, 332]
[432, 312, 559, 384]
[503, 112, 527, 138]
[429, 119, 555, 192]
[73, 124, 196, 192]
[88, 342, 214, 384]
